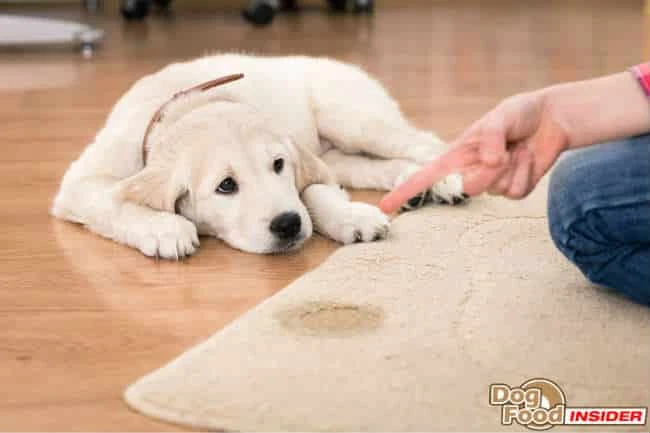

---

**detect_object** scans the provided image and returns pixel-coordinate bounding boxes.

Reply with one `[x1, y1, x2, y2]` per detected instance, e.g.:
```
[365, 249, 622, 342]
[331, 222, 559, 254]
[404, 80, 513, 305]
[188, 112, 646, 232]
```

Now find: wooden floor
[0, 1, 646, 430]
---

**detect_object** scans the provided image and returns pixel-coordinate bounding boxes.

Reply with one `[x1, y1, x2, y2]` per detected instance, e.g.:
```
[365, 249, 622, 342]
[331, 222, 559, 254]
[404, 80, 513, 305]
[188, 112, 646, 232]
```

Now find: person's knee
[548, 198, 648, 304]
[547, 150, 587, 260]
[547, 140, 629, 258]
[548, 150, 650, 305]
[547, 184, 597, 281]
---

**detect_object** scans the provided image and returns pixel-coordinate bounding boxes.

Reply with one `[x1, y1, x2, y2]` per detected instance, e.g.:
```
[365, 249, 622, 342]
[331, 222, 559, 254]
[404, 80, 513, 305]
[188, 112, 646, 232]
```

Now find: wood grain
[0, 1, 644, 430]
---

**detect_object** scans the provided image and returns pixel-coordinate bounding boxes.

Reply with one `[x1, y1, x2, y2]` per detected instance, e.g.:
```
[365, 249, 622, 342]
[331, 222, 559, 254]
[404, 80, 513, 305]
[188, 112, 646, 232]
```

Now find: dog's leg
[302, 183, 389, 244]
[321, 148, 417, 191]
[321, 147, 465, 211]
[51, 177, 199, 259]
[319, 114, 446, 165]
[309, 59, 466, 205]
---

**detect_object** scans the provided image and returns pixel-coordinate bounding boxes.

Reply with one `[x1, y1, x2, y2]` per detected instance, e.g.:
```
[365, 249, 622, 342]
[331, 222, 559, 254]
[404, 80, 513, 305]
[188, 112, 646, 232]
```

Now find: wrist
[537, 72, 650, 150]
[534, 85, 573, 151]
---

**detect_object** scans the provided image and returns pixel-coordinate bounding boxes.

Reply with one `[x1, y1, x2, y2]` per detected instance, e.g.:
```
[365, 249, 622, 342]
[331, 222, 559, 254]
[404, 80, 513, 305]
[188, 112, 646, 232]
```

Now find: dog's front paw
[125, 213, 199, 259]
[394, 165, 469, 212]
[394, 164, 430, 212]
[430, 172, 469, 205]
[334, 202, 390, 245]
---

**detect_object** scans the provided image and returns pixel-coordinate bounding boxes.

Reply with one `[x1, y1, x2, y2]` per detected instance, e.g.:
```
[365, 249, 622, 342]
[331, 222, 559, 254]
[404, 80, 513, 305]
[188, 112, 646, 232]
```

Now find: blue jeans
[548, 134, 650, 306]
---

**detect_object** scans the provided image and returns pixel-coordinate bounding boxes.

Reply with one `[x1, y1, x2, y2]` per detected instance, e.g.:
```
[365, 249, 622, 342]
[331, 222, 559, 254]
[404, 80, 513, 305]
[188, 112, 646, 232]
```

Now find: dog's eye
[273, 158, 284, 174]
[216, 177, 238, 194]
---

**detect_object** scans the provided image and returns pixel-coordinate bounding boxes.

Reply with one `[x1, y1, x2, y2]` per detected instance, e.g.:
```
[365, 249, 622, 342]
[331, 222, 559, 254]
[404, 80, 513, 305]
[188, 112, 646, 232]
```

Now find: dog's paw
[125, 213, 199, 259]
[430, 172, 469, 205]
[394, 164, 429, 212]
[394, 165, 468, 212]
[333, 202, 390, 245]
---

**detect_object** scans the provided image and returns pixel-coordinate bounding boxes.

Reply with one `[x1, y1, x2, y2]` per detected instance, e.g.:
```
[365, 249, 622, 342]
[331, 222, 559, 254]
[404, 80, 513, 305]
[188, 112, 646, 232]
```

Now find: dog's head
[115, 75, 332, 254]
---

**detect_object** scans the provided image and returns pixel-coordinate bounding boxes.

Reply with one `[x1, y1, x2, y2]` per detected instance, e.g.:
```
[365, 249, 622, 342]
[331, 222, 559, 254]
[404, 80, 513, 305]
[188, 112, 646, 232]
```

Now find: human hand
[380, 90, 570, 214]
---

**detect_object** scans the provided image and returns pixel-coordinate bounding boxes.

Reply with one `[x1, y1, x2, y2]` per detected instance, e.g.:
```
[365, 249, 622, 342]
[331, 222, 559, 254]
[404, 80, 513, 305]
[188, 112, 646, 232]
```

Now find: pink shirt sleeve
[630, 62, 650, 97]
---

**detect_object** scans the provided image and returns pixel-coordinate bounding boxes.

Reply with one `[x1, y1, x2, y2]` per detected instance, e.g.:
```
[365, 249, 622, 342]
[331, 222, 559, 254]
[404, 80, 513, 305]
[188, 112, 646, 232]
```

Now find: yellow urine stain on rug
[274, 301, 384, 336]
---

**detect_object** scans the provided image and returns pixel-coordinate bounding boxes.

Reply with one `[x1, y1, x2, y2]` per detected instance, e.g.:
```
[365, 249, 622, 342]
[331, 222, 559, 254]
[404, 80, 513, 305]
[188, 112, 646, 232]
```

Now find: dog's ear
[285, 138, 335, 192]
[114, 165, 188, 213]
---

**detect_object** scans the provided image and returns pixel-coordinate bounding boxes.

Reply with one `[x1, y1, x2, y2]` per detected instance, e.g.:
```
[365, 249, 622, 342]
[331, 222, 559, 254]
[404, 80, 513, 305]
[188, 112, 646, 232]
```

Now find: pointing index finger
[379, 143, 480, 214]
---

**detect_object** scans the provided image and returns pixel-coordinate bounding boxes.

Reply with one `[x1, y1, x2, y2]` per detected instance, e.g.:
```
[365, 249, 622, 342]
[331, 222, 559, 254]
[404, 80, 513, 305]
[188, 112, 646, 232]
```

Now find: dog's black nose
[269, 212, 302, 240]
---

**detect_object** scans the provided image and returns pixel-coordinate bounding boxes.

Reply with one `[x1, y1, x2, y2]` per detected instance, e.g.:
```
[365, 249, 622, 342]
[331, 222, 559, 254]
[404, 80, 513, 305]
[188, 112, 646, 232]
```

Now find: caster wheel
[77, 27, 103, 58]
[328, 0, 347, 12]
[81, 43, 95, 59]
[153, 0, 172, 8]
[242, 2, 275, 26]
[353, 0, 373, 13]
[121, 0, 150, 20]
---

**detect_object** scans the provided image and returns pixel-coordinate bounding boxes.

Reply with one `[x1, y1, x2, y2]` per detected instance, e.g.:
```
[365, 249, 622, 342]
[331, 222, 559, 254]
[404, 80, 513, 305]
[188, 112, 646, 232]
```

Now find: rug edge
[124, 381, 246, 432]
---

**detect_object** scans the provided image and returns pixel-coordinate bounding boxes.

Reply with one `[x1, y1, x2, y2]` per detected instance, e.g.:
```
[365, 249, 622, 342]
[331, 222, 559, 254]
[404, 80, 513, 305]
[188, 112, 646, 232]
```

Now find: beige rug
[125, 181, 649, 431]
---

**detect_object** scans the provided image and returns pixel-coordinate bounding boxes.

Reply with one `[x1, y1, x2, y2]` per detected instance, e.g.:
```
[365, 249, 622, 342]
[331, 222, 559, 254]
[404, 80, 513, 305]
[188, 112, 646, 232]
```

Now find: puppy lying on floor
[51, 54, 466, 258]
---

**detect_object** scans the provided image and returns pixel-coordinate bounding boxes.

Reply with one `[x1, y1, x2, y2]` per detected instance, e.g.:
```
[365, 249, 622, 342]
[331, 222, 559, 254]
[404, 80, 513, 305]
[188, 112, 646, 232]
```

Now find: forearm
[542, 71, 650, 149]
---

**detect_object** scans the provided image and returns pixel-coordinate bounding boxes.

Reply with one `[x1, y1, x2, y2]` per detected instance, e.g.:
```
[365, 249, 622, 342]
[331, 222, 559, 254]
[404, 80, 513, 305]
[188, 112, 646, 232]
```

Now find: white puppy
[51, 54, 465, 258]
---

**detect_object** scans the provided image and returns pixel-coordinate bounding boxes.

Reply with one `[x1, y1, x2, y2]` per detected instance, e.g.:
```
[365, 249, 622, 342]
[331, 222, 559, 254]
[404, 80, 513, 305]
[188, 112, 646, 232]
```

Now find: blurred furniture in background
[118, 0, 170, 19]
[242, 0, 373, 26]
[116, 0, 373, 25]
[0, 14, 103, 56]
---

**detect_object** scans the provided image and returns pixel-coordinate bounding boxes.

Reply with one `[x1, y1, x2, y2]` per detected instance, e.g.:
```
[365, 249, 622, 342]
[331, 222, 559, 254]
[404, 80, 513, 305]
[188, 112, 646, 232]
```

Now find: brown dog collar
[141, 73, 244, 165]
